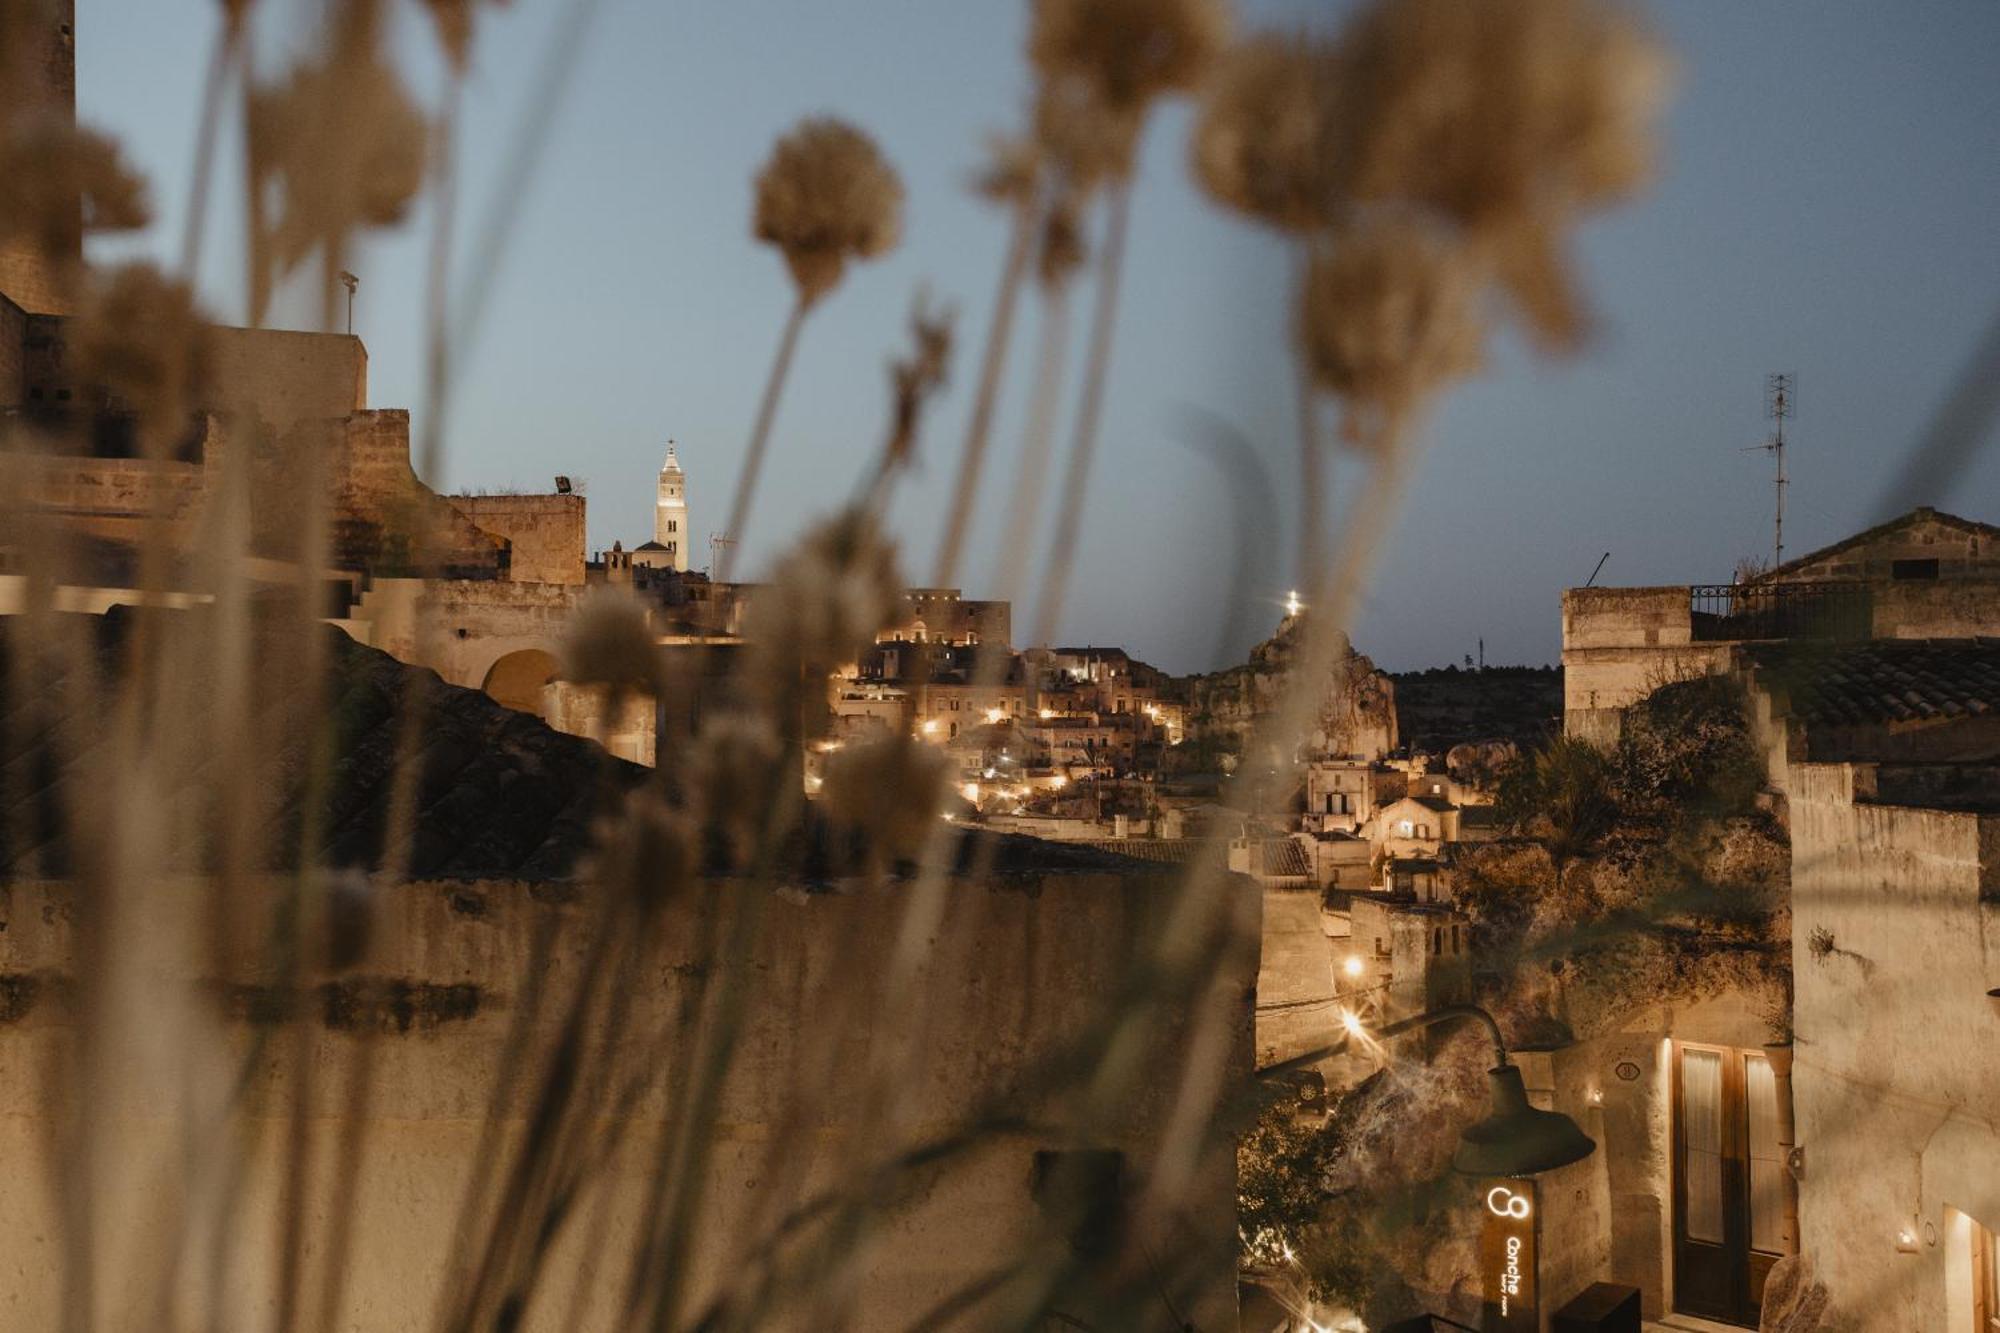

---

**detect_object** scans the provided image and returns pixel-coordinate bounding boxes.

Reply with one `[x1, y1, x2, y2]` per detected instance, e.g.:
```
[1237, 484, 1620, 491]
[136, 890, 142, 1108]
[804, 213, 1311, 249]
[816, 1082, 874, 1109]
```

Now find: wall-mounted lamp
[1587, 1087, 1605, 1106]
[1261, 1004, 1596, 1177]
[1896, 1224, 1919, 1254]
[1342, 956, 1365, 979]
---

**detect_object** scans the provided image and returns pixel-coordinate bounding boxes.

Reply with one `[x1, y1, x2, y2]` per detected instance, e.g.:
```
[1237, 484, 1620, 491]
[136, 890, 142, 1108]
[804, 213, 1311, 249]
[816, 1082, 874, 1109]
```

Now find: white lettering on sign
[1502, 1233, 1523, 1312]
[1487, 1185, 1532, 1219]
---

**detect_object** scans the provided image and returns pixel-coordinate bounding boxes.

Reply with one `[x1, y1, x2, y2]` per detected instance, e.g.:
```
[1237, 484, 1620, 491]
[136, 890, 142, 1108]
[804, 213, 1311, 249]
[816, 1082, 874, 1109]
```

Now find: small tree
[1496, 734, 1617, 887]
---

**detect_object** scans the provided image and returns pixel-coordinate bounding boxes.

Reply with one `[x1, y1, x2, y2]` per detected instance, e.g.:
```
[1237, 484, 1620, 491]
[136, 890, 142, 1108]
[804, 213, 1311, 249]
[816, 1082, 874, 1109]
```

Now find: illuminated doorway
[1671, 1042, 1786, 1326]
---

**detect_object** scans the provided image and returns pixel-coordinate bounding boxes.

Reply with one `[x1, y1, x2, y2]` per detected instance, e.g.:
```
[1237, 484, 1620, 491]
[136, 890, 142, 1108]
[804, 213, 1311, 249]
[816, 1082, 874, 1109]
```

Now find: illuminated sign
[1480, 1177, 1538, 1332]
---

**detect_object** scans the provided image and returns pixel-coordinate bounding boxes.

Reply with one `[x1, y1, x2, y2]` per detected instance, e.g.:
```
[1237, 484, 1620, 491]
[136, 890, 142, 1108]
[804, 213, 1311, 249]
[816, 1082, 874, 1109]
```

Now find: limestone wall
[1256, 887, 1339, 1069]
[1771, 511, 1999, 582]
[448, 494, 587, 585]
[210, 326, 367, 430]
[1787, 762, 2000, 1330]
[346, 577, 583, 689]
[0, 870, 1254, 1331]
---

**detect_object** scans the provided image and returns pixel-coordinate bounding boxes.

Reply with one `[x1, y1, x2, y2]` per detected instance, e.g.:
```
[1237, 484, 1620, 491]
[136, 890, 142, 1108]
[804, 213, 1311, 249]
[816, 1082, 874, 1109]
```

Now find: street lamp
[1261, 1003, 1596, 1178]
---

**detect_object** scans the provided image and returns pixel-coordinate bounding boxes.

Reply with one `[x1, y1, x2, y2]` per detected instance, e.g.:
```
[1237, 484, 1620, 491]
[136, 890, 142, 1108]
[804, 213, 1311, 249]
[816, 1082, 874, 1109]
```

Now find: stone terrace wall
[449, 493, 587, 585]
[1562, 586, 1732, 742]
[0, 870, 1255, 1331]
[210, 326, 367, 430]
[1788, 762, 2000, 1331]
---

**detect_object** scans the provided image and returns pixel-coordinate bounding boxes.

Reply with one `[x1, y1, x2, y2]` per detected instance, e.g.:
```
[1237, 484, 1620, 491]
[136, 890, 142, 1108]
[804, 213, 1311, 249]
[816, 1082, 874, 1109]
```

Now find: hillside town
[2, 1, 1997, 1332]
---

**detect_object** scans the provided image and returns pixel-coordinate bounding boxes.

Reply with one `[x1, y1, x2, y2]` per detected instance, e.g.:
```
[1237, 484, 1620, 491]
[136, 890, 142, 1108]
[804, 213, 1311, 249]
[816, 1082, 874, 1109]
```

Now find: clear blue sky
[81, 0, 2000, 673]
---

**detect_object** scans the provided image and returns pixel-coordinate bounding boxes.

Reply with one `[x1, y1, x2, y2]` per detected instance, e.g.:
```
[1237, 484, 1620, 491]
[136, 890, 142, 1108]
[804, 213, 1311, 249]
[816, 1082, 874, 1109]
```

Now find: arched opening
[482, 648, 559, 719]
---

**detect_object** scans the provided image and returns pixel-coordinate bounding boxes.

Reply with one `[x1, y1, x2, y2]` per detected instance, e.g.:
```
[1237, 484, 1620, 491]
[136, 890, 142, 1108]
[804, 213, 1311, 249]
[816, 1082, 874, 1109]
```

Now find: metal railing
[1688, 580, 1872, 642]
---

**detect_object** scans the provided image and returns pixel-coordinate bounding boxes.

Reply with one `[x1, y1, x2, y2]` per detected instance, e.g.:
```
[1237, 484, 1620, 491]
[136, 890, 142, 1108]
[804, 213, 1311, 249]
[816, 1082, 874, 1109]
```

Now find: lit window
[1399, 820, 1414, 837]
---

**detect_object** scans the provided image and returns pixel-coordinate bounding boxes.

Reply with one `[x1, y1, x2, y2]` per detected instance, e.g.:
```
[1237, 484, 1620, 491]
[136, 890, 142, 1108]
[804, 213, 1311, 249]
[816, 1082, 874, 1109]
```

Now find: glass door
[1673, 1043, 1785, 1326]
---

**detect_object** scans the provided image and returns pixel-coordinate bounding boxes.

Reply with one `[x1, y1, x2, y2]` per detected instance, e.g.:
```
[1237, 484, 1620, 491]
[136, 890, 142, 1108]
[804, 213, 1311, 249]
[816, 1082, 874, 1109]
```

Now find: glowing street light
[1342, 955, 1365, 979]
[1285, 589, 1303, 617]
[1261, 1004, 1596, 1178]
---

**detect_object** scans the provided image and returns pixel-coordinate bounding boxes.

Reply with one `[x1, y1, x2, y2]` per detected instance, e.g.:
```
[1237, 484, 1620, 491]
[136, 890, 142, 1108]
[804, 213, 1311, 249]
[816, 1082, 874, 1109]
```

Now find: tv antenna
[1743, 373, 1793, 568]
[708, 533, 736, 577]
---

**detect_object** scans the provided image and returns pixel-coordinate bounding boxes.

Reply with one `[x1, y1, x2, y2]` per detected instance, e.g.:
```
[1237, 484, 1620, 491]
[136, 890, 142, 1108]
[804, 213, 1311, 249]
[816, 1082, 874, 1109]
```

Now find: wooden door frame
[1671, 1040, 1778, 1327]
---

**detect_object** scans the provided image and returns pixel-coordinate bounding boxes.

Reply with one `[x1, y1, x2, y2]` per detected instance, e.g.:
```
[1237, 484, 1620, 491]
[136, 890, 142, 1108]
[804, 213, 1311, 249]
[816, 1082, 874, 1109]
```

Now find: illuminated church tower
[654, 442, 690, 572]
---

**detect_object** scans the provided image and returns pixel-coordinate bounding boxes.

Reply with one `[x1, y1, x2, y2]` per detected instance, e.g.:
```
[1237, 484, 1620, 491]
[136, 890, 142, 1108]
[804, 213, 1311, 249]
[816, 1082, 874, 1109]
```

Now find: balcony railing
[1689, 580, 1871, 642]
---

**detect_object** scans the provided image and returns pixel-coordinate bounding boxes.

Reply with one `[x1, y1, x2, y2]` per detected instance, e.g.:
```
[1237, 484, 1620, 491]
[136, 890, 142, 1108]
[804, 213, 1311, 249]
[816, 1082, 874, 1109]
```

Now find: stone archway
[482, 648, 560, 719]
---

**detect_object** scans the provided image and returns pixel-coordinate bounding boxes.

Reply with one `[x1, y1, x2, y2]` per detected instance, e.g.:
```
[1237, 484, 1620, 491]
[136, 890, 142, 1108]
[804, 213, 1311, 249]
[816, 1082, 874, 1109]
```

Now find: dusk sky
[82, 0, 2000, 674]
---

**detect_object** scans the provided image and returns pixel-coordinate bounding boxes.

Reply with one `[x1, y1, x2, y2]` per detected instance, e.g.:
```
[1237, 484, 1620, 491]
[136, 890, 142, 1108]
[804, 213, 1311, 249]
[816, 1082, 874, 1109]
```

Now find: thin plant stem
[418, 76, 465, 488]
[1032, 179, 1132, 649]
[1294, 245, 1325, 586]
[720, 298, 810, 583]
[181, 17, 243, 284]
[933, 196, 1036, 586]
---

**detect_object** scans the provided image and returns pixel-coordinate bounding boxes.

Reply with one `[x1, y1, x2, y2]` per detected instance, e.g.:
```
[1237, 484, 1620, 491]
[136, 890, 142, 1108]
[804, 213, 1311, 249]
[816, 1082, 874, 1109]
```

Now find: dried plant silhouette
[10, 0, 1978, 1330]
[722, 117, 904, 578]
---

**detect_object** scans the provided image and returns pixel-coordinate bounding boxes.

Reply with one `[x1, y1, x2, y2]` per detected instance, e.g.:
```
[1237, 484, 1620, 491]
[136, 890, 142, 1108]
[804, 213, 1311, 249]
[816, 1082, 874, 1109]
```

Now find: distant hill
[1390, 665, 1562, 756]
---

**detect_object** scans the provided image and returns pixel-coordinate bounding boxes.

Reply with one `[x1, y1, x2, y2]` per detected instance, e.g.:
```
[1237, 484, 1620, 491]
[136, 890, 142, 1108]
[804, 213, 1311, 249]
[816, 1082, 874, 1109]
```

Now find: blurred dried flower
[753, 118, 904, 308]
[1031, 73, 1143, 191]
[1296, 220, 1484, 448]
[590, 790, 695, 911]
[0, 117, 150, 261]
[1332, 0, 1670, 346]
[558, 589, 660, 694]
[421, 0, 509, 73]
[248, 34, 428, 278]
[1192, 32, 1341, 234]
[1038, 189, 1088, 287]
[744, 507, 903, 689]
[687, 712, 784, 866]
[320, 868, 375, 973]
[70, 263, 214, 457]
[972, 133, 1041, 209]
[1030, 0, 1231, 116]
[821, 733, 952, 866]
[881, 289, 956, 474]
[220, 0, 255, 33]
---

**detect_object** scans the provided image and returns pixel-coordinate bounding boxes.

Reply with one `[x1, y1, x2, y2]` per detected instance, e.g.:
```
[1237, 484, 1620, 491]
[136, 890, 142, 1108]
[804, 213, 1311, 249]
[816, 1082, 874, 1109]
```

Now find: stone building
[1563, 507, 2000, 744]
[646, 440, 690, 571]
[1781, 759, 2000, 1331]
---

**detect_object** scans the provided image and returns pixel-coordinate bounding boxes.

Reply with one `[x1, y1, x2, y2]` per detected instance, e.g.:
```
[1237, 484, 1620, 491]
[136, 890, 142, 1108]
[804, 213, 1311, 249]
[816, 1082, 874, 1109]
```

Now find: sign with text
[1479, 1178, 1538, 1332]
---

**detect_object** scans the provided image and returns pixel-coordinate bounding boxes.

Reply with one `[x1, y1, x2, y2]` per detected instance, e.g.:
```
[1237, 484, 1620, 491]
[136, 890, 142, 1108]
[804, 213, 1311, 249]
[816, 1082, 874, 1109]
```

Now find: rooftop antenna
[1584, 551, 1610, 587]
[1745, 373, 1793, 568]
[338, 270, 359, 335]
[708, 532, 735, 578]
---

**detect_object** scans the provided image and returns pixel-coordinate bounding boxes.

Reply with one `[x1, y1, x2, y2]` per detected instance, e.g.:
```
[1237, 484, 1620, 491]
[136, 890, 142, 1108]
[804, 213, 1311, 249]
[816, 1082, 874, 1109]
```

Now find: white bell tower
[655, 441, 689, 572]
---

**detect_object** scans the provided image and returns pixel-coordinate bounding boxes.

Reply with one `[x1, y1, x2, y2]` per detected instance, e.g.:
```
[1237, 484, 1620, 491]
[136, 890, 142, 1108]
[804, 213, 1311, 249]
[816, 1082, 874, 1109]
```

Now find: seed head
[972, 133, 1041, 209]
[744, 507, 903, 695]
[590, 790, 695, 911]
[71, 264, 214, 459]
[1296, 219, 1484, 450]
[1192, 32, 1341, 234]
[1029, 0, 1231, 117]
[1331, 0, 1670, 347]
[248, 32, 427, 279]
[821, 733, 952, 867]
[0, 116, 150, 273]
[687, 712, 784, 868]
[559, 589, 660, 695]
[420, 0, 510, 73]
[753, 117, 904, 307]
[882, 288, 956, 474]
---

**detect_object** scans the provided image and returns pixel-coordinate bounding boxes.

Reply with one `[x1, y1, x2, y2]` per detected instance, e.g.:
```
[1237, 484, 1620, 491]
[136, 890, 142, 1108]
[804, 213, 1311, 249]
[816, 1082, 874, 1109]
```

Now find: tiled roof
[1744, 637, 2000, 727]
